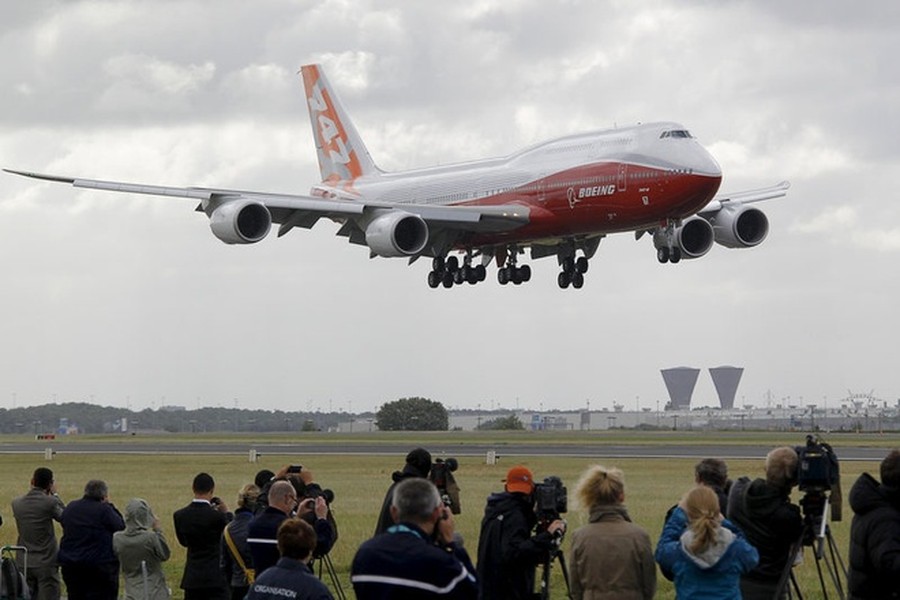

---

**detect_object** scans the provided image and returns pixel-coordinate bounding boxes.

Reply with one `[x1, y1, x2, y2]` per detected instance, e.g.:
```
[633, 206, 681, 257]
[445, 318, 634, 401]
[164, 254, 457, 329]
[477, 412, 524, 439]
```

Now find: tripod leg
[554, 550, 573, 600]
[322, 554, 347, 600]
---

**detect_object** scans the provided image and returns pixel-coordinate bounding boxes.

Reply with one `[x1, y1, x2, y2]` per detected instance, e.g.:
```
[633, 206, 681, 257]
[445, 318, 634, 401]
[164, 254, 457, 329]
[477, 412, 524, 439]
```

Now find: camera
[795, 434, 842, 524]
[795, 435, 839, 493]
[210, 496, 222, 508]
[534, 475, 567, 522]
[429, 457, 461, 514]
[304, 482, 335, 505]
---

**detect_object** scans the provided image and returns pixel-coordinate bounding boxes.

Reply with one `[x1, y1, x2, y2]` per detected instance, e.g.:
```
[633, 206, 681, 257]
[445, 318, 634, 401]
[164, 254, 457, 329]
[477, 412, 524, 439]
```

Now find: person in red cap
[476, 465, 566, 599]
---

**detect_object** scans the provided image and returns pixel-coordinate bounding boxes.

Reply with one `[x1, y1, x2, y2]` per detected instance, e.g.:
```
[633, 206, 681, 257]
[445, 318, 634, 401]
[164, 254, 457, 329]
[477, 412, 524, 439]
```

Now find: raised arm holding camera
[476, 465, 565, 600]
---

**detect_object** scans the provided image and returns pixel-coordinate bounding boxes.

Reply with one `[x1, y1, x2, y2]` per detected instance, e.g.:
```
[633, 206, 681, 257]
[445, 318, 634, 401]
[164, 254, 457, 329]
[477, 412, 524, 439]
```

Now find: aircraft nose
[689, 144, 722, 178]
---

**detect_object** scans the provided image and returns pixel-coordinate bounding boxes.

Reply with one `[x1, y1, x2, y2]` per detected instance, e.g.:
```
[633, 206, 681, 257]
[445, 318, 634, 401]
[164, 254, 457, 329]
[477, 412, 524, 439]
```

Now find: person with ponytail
[568, 465, 656, 599]
[656, 486, 758, 599]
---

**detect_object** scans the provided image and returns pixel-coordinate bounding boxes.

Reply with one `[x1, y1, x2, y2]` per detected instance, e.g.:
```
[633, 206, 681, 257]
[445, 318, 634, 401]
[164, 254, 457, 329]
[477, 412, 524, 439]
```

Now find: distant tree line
[0, 403, 369, 435]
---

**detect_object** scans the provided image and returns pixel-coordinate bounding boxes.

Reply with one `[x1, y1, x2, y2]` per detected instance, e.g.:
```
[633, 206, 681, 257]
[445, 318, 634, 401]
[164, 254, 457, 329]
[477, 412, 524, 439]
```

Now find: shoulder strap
[224, 524, 255, 583]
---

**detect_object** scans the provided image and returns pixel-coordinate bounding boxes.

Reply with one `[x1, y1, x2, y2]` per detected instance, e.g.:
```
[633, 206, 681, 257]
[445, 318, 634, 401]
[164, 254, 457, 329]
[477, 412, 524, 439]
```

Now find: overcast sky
[1, 1, 897, 415]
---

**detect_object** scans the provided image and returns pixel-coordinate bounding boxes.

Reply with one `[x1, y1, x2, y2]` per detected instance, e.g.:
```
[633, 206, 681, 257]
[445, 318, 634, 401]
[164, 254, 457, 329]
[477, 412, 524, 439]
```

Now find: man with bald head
[248, 479, 328, 576]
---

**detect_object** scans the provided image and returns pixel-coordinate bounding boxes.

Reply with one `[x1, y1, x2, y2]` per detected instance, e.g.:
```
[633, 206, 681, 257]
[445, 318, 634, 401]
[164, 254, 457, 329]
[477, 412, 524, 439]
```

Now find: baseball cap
[504, 465, 535, 494]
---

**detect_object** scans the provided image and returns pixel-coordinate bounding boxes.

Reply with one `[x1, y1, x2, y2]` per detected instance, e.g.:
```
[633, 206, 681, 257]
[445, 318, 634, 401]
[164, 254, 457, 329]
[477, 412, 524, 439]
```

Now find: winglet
[299, 64, 380, 185]
[4, 169, 76, 184]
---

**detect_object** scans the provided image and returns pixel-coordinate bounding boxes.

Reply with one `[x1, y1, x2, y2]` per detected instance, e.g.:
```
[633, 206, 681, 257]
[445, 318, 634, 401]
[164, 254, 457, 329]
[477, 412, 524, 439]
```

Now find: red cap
[504, 465, 534, 494]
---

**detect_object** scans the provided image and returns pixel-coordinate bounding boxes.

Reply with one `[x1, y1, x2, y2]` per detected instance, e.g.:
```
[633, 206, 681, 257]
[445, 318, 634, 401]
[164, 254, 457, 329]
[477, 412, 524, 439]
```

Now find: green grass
[0, 434, 883, 599]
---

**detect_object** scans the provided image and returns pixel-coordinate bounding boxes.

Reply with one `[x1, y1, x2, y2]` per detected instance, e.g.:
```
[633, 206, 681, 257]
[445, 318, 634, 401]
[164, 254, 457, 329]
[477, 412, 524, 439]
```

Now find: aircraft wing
[3, 169, 530, 237]
[699, 180, 791, 214]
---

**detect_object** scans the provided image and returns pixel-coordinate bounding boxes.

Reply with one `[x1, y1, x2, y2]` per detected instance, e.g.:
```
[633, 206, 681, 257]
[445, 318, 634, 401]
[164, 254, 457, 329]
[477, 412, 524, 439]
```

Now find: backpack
[0, 547, 29, 600]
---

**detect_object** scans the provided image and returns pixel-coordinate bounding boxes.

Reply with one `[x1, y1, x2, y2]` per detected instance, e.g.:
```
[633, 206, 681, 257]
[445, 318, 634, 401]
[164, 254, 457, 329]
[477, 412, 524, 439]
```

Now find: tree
[376, 397, 448, 431]
[477, 415, 525, 431]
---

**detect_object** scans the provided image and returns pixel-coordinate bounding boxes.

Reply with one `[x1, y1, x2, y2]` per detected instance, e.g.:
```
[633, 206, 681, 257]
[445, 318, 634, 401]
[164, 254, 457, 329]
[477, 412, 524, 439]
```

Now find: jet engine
[209, 200, 272, 244]
[365, 211, 429, 257]
[653, 216, 715, 260]
[709, 204, 769, 248]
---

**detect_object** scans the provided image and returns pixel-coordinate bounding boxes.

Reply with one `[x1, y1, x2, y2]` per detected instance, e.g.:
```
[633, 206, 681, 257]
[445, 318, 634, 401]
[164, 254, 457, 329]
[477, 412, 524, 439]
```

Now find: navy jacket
[351, 522, 477, 599]
[249, 507, 335, 576]
[58, 496, 125, 565]
[245, 557, 333, 600]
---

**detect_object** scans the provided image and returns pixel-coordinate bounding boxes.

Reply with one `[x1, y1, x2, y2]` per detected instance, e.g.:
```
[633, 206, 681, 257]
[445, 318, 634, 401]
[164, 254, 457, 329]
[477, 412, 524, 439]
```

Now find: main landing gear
[497, 249, 531, 286]
[557, 255, 589, 289]
[426, 255, 487, 288]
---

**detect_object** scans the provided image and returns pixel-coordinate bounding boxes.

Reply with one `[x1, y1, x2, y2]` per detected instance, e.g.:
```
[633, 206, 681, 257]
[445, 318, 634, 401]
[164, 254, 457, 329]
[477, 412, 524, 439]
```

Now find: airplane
[5, 64, 789, 290]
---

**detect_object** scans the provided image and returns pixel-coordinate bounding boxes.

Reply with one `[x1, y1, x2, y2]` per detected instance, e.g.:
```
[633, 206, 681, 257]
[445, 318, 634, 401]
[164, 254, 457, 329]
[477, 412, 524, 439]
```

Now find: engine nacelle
[653, 216, 714, 259]
[365, 211, 429, 257]
[710, 204, 769, 248]
[209, 200, 272, 244]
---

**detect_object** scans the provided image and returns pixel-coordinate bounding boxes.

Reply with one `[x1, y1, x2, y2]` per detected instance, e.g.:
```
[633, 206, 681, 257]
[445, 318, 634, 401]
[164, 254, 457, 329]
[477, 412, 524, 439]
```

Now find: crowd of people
[2, 446, 898, 600]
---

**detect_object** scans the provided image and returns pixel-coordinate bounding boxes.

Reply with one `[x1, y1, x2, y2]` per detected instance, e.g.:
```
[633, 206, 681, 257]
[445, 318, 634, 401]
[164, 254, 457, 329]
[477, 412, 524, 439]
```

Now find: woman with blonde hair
[656, 486, 759, 599]
[569, 465, 656, 599]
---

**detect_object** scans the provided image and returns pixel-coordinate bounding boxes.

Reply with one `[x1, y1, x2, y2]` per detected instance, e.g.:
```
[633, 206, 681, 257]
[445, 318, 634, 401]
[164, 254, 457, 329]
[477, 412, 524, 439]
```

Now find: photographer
[847, 448, 900, 599]
[572, 465, 655, 600]
[352, 478, 477, 599]
[374, 447, 432, 535]
[476, 465, 565, 600]
[726, 446, 802, 600]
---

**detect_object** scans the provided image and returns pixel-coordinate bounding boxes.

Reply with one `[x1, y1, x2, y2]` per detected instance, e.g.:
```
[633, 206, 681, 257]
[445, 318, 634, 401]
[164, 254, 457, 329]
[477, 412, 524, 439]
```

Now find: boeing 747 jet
[6, 64, 789, 289]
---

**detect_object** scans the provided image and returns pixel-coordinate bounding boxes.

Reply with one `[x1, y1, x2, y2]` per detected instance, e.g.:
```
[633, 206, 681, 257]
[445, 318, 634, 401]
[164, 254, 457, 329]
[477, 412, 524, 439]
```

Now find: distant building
[661, 367, 700, 409]
[709, 366, 744, 409]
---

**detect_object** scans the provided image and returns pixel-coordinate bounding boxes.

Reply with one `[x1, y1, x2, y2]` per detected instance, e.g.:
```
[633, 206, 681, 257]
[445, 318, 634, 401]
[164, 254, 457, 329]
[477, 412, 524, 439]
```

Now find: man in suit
[173, 472, 232, 600]
[11, 467, 66, 600]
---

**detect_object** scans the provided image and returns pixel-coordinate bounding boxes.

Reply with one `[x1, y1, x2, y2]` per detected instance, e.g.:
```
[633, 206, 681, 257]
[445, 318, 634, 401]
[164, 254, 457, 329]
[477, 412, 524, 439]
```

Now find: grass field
[0, 432, 888, 599]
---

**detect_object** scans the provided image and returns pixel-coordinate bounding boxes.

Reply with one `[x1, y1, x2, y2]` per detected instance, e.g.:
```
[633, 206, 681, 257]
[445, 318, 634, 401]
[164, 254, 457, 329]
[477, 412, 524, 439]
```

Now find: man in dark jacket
[173, 472, 232, 600]
[374, 447, 432, 535]
[727, 446, 802, 600]
[847, 449, 900, 599]
[352, 478, 477, 599]
[57, 479, 125, 600]
[245, 518, 333, 600]
[476, 465, 565, 600]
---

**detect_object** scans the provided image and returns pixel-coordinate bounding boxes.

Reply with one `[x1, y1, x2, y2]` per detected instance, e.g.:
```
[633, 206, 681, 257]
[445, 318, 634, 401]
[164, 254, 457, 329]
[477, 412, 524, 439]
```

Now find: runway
[0, 440, 888, 461]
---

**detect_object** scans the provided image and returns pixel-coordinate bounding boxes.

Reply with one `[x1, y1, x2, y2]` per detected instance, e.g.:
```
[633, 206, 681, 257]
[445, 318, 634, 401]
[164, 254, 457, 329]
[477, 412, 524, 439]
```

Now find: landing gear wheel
[427, 271, 440, 288]
[572, 271, 585, 289]
[442, 271, 454, 288]
[519, 265, 531, 282]
[446, 256, 459, 272]
[657, 247, 670, 264]
[432, 257, 445, 272]
[558, 271, 571, 289]
[454, 269, 464, 284]
[475, 264, 486, 282]
[498, 267, 510, 285]
[576, 256, 589, 274]
[670, 247, 682, 263]
[562, 256, 575, 273]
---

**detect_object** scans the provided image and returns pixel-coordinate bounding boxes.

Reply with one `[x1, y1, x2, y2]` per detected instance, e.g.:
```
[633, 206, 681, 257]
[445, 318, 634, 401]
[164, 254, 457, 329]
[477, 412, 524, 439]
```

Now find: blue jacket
[656, 507, 759, 599]
[248, 508, 335, 576]
[351, 522, 477, 599]
[245, 557, 333, 600]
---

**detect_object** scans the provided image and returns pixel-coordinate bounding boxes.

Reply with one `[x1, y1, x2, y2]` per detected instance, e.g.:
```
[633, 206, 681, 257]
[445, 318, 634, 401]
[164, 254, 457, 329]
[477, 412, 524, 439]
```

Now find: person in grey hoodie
[113, 498, 171, 600]
[657, 486, 759, 599]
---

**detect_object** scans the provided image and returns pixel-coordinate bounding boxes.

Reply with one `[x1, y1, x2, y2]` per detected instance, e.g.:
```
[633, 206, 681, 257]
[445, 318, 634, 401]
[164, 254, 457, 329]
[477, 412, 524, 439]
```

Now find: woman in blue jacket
[656, 486, 759, 599]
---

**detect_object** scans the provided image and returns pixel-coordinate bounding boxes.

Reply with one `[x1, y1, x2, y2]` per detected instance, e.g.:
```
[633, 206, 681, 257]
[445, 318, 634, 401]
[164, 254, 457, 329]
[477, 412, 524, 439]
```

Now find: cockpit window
[660, 130, 693, 139]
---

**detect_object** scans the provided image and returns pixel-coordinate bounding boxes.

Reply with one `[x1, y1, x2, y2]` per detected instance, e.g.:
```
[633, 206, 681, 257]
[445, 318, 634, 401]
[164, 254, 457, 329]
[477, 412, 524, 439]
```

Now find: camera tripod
[539, 535, 572, 600]
[311, 552, 347, 600]
[775, 492, 847, 600]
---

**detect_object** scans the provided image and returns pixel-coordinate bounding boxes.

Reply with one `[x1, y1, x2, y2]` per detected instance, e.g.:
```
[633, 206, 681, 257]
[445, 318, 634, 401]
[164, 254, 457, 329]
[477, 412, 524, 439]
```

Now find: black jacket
[173, 500, 231, 591]
[726, 476, 802, 584]
[476, 492, 556, 600]
[374, 465, 428, 535]
[847, 472, 900, 599]
[351, 522, 477, 599]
